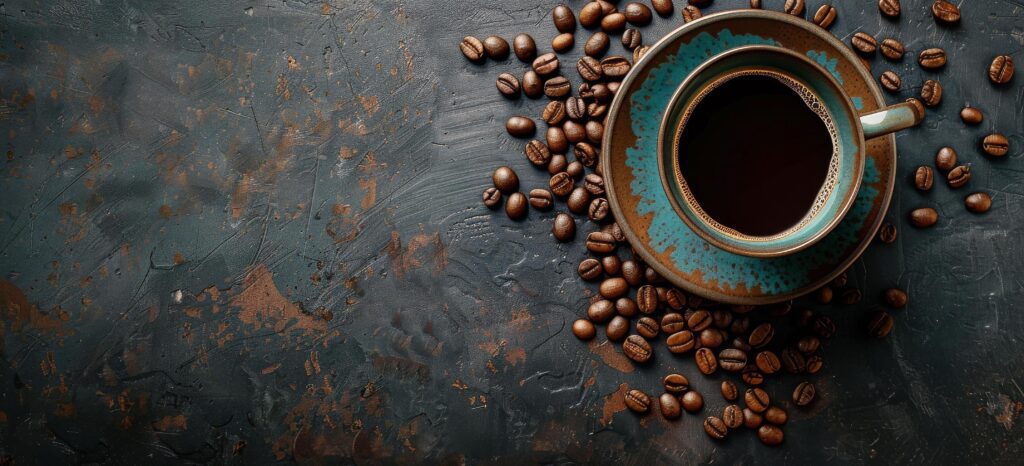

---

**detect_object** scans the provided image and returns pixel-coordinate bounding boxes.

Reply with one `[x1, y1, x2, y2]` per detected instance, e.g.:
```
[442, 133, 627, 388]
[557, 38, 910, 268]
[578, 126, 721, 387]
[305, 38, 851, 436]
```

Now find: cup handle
[859, 101, 925, 140]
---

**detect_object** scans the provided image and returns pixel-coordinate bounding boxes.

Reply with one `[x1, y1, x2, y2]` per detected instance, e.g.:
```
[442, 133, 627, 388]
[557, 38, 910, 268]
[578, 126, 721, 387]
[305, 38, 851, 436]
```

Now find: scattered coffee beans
[606, 315, 629, 341]
[695, 347, 718, 375]
[492, 166, 519, 193]
[601, 12, 627, 33]
[878, 222, 897, 243]
[552, 33, 575, 53]
[664, 373, 690, 394]
[920, 79, 942, 106]
[460, 36, 485, 62]
[528, 189, 553, 210]
[758, 424, 784, 446]
[914, 166, 934, 191]
[880, 38, 905, 60]
[721, 380, 739, 401]
[636, 316, 659, 338]
[704, 416, 728, 440]
[765, 406, 788, 425]
[522, 70, 543, 98]
[989, 55, 1015, 84]
[623, 334, 653, 363]
[585, 32, 610, 57]
[982, 133, 1009, 157]
[813, 5, 837, 29]
[719, 348, 748, 372]
[552, 212, 575, 241]
[682, 390, 704, 412]
[496, 73, 520, 97]
[947, 165, 971, 188]
[533, 53, 560, 75]
[624, 2, 653, 25]
[883, 288, 908, 309]
[931, 0, 960, 24]
[660, 393, 682, 419]
[745, 388, 770, 413]
[483, 36, 510, 60]
[960, 107, 983, 125]
[919, 48, 947, 69]
[743, 408, 764, 429]
[793, 381, 816, 406]
[578, 258, 602, 281]
[965, 192, 992, 213]
[682, 6, 702, 23]
[586, 231, 617, 254]
[572, 319, 596, 340]
[866, 310, 895, 338]
[851, 32, 877, 55]
[935, 146, 957, 171]
[723, 404, 744, 428]
[513, 33, 536, 62]
[552, 4, 576, 33]
[505, 192, 527, 220]
[625, 388, 651, 413]
[784, 0, 805, 17]
[579, 2, 604, 29]
[506, 116, 536, 137]
[653, 0, 674, 17]
[880, 71, 901, 92]
[622, 28, 642, 50]
[879, 0, 900, 17]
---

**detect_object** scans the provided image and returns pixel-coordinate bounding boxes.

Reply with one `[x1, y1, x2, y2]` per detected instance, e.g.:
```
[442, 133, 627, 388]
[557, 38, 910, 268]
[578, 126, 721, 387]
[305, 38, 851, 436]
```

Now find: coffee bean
[591, 83, 613, 103]
[574, 142, 599, 167]
[741, 368, 764, 386]
[747, 323, 775, 348]
[813, 315, 837, 339]
[695, 347, 718, 375]
[550, 4, 576, 33]
[605, 315, 629, 341]
[719, 348, 748, 372]
[600, 277, 629, 300]
[549, 172, 573, 197]
[851, 32, 877, 55]
[879, 0, 900, 17]
[574, 59, 602, 84]
[793, 381, 816, 406]
[495, 73, 521, 98]
[634, 316, 659, 339]
[880, 71, 901, 92]
[913, 166, 933, 191]
[459, 36, 485, 62]
[483, 187, 503, 211]
[880, 38, 905, 60]
[572, 319, 596, 340]
[492, 166, 519, 193]
[653, 392, 681, 420]
[866, 310, 895, 338]
[960, 107, 983, 125]
[579, 2, 604, 28]
[565, 187, 589, 215]
[663, 288, 685, 311]
[781, 346, 806, 374]
[905, 98, 926, 119]
[817, 286, 834, 304]
[564, 120, 586, 144]
[796, 309, 816, 328]
[625, 388, 651, 413]
[667, 330, 696, 354]
[581, 33, 609, 59]
[878, 222, 897, 244]
[708, 310, 731, 330]
[813, 4, 837, 29]
[483, 36, 510, 60]
[545, 127, 568, 154]
[601, 255, 621, 276]
[989, 55, 1015, 84]
[682, 5, 702, 23]
[623, 2, 653, 25]
[587, 102, 608, 119]
[601, 12, 626, 33]
[621, 28, 642, 50]
[704, 416, 728, 440]
[616, 297, 638, 318]
[651, 0, 673, 16]
[533, 53, 560, 76]
[934, 146, 957, 171]
[505, 192, 527, 220]
[560, 99, 584, 124]
[982, 133, 1009, 157]
[552, 212, 576, 242]
[758, 424, 784, 446]
[524, 141, 550, 168]
[588, 299, 616, 322]
[700, 329, 724, 349]
[522, 70, 543, 98]
[578, 258, 603, 281]
[919, 48, 947, 69]
[634, 285, 657, 314]
[784, 0, 805, 16]
[506, 116, 536, 138]
[745, 388, 770, 413]
[621, 261, 643, 286]
[602, 222, 625, 243]
[931, 0, 960, 24]
[730, 317, 751, 336]
[601, 56, 631, 79]
[544, 76, 571, 99]
[755, 351, 781, 374]
[909, 207, 939, 228]
[743, 408, 763, 428]
[947, 165, 971, 188]
[806, 355, 823, 374]
[526, 189, 553, 212]
[750, 0, 762, 8]
[965, 192, 992, 213]
[715, 404, 742, 429]
[880, 288, 907, 310]
[623, 334, 653, 363]
[659, 374, 689, 395]
[687, 309, 712, 332]
[588, 198, 610, 222]
[682, 390, 704, 412]
[921, 79, 942, 106]
[513, 33, 537, 62]
[581, 174, 606, 198]
[797, 336, 821, 354]
[550, 33, 574, 54]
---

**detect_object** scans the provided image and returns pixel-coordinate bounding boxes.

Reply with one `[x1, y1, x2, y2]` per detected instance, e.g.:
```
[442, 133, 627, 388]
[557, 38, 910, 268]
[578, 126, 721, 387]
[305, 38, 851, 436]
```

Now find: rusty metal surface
[0, 0, 1022, 464]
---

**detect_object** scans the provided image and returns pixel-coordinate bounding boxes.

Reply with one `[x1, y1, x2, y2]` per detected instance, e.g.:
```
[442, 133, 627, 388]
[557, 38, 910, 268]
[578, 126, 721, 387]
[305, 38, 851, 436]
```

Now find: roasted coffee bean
[483, 36, 510, 60]
[552, 4, 576, 33]
[700, 329, 725, 349]
[623, 334, 653, 363]
[652, 0, 674, 16]
[655, 392, 681, 420]
[947, 165, 971, 188]
[482, 187, 502, 209]
[812, 315, 837, 339]
[533, 53, 560, 76]
[622, 260, 644, 286]
[909, 207, 939, 228]
[552, 212, 576, 241]
[793, 381, 816, 406]
[633, 44, 650, 63]
[663, 374, 690, 394]
[587, 102, 608, 118]
[586, 231, 618, 254]
[719, 348, 748, 372]
[572, 319, 596, 340]
[750, 0, 762, 8]
[784, 0, 805, 16]
[960, 107, 983, 125]
[880, 38, 905, 60]
[552, 33, 575, 53]
[851, 32, 877, 55]
[796, 309, 817, 328]
[682, 5, 702, 23]
[562, 98, 585, 123]
[659, 289, 682, 311]
[625, 388, 651, 413]
[682, 390, 704, 413]
[880, 71, 901, 92]
[745, 388, 769, 413]
[743, 408, 763, 428]
[989, 55, 1015, 84]
[601, 12, 627, 32]
[584, 32, 610, 57]
[575, 142, 599, 167]
[544, 76, 571, 98]
[741, 368, 765, 386]
[578, 258, 603, 281]
[496, 73, 521, 97]
[528, 189, 554, 211]
[931, 0, 960, 24]
[583, 174, 606, 197]
[721, 404, 744, 429]
[882, 288, 907, 309]
[797, 336, 821, 354]
[602, 255, 622, 276]
[606, 315, 629, 341]
[622, 28, 642, 50]
[780, 347, 805, 374]
[879, 0, 900, 17]
[715, 381, 738, 402]
[616, 297, 638, 318]
[600, 277, 629, 299]
[505, 192, 527, 220]
[492, 166, 519, 193]
[730, 317, 751, 336]
[919, 48, 947, 69]
[522, 70, 543, 98]
[806, 355, 824, 374]
[601, 56, 631, 78]
[645, 268, 664, 286]
[921, 79, 942, 106]
[635, 316, 660, 339]
[513, 33, 537, 62]
[546, 127, 568, 153]
[687, 309, 712, 331]
[704, 416, 728, 440]
[935, 146, 957, 171]
[667, 330, 696, 354]
[579, 2, 605, 28]
[592, 83, 613, 103]
[603, 222, 625, 243]
[695, 347, 718, 375]
[763, 406, 788, 426]
[506, 116, 536, 137]
[588, 198, 610, 222]
[564, 120, 586, 144]
[711, 310, 733, 330]
[965, 192, 992, 213]
[636, 285, 658, 313]
[526, 140, 551, 167]
[660, 314, 687, 335]
[866, 310, 895, 338]
[839, 288, 862, 305]
[748, 323, 774, 348]
[549, 172, 573, 197]
[546, 152, 565, 174]
[878, 222, 897, 243]
[758, 424, 784, 446]
[459, 36, 485, 62]
[588, 299, 616, 322]
[577, 57, 603, 82]
[623, 2, 653, 25]
[814, 4, 837, 29]
[755, 351, 781, 375]
[982, 133, 1009, 157]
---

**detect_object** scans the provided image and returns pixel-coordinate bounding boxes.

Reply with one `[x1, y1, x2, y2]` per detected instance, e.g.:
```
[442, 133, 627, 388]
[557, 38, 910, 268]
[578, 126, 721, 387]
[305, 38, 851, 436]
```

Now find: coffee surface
[678, 74, 834, 237]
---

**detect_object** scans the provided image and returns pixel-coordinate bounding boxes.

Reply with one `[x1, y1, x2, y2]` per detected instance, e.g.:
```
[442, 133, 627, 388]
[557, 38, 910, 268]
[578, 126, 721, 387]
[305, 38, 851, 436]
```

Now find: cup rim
[656, 45, 865, 258]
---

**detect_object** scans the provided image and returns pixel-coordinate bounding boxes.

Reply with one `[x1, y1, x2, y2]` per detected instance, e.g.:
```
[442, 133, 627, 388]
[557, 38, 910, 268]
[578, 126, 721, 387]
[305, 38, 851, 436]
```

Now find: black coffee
[678, 74, 834, 237]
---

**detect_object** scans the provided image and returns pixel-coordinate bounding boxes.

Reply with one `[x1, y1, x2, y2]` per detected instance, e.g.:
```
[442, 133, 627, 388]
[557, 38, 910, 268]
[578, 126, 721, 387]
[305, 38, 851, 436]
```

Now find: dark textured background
[1, 0, 1022, 464]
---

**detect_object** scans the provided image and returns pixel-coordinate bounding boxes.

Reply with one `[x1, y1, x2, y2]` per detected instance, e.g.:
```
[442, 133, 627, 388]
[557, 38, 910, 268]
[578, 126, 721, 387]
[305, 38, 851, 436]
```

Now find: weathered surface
[0, 0, 1021, 463]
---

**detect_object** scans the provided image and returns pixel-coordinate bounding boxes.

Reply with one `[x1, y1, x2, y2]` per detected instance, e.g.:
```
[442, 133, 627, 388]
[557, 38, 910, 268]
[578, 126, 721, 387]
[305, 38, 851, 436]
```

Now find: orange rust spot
[358, 177, 377, 210]
[261, 363, 281, 375]
[55, 403, 76, 418]
[589, 340, 635, 373]
[152, 414, 188, 432]
[504, 347, 526, 366]
[385, 230, 448, 278]
[359, 95, 379, 115]
[1, 281, 67, 336]
[600, 383, 630, 426]
[159, 204, 173, 218]
[173, 252, 185, 265]
[231, 264, 328, 334]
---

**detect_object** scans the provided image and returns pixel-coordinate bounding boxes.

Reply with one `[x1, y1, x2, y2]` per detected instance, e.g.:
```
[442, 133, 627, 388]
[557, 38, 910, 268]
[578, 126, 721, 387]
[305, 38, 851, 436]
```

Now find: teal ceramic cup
[659, 45, 922, 258]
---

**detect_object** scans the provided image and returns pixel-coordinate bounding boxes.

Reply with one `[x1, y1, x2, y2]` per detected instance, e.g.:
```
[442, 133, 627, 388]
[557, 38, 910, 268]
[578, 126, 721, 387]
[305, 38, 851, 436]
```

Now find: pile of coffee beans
[467, 0, 1010, 448]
